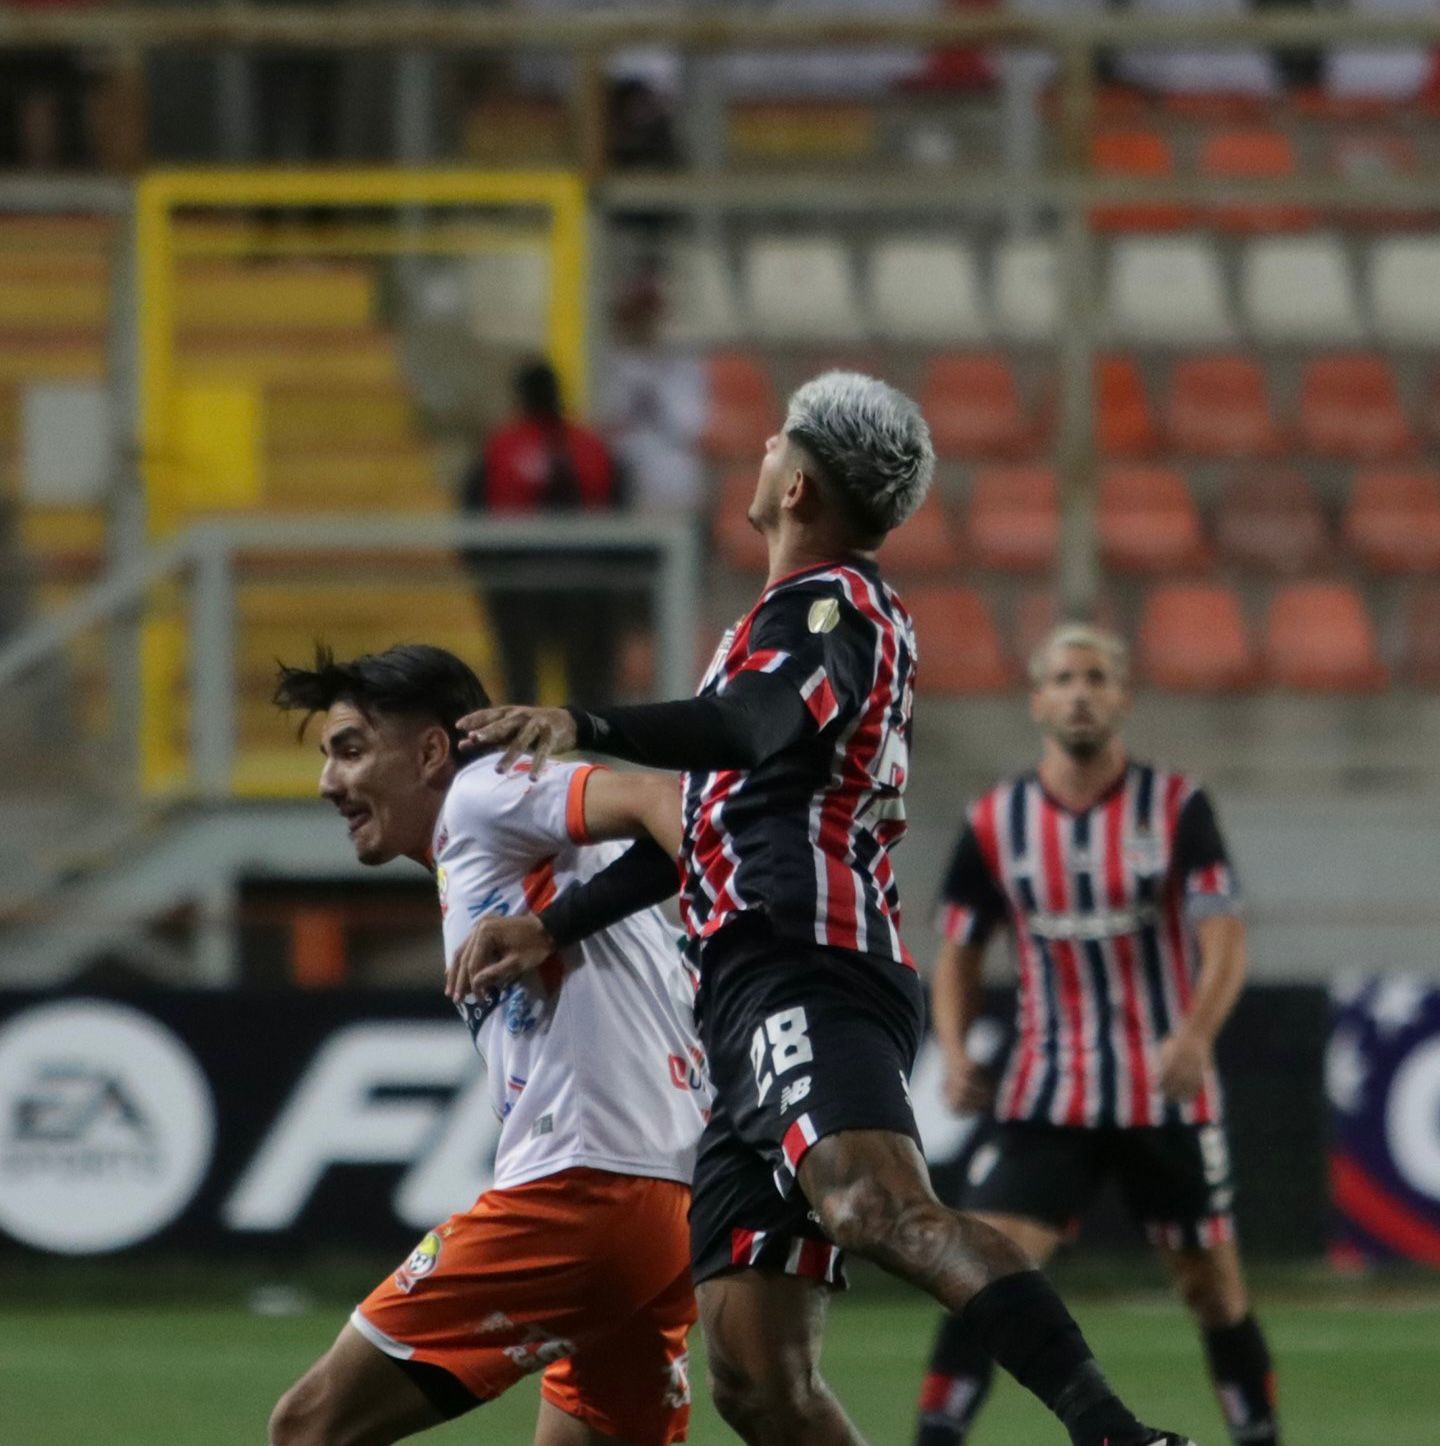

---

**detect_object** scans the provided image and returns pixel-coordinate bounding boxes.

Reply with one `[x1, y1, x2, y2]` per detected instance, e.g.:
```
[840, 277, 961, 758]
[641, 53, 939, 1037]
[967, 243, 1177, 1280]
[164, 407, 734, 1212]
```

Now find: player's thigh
[270, 1321, 449, 1446]
[958, 1122, 1102, 1239]
[1156, 1237, 1251, 1328]
[697, 1269, 832, 1401]
[533, 1398, 638, 1446]
[541, 1251, 696, 1446]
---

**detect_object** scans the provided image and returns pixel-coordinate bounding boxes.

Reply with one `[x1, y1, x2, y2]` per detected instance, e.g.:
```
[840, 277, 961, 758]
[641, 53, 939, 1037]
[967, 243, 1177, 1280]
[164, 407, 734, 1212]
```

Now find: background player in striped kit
[454, 375, 1198, 1446]
[914, 623, 1279, 1446]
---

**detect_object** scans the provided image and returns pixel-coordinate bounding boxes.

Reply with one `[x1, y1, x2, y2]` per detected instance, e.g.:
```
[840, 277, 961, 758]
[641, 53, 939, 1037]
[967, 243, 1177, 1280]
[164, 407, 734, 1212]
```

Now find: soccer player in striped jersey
[914, 624, 1279, 1446]
[454, 374, 1198, 1446]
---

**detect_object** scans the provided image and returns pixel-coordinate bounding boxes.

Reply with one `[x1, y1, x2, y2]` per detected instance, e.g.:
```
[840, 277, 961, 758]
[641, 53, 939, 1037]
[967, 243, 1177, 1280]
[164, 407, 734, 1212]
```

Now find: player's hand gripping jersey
[681, 560, 918, 966]
[938, 763, 1240, 1129]
[434, 759, 707, 1190]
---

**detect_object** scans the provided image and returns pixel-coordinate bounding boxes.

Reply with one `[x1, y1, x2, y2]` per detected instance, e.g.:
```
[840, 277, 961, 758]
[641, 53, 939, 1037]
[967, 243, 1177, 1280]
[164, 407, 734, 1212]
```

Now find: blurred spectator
[1114, 0, 1284, 98]
[0, 0, 99, 170]
[460, 360, 622, 706]
[599, 268, 706, 519]
[1325, 0, 1439, 103]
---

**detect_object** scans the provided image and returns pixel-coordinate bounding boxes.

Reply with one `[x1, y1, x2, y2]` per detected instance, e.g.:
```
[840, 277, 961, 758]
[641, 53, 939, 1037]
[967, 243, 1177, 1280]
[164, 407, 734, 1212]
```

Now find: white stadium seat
[1105, 236, 1234, 345]
[866, 237, 989, 343]
[992, 236, 1058, 342]
[742, 236, 866, 344]
[1369, 237, 1440, 347]
[660, 241, 742, 345]
[1241, 236, 1365, 343]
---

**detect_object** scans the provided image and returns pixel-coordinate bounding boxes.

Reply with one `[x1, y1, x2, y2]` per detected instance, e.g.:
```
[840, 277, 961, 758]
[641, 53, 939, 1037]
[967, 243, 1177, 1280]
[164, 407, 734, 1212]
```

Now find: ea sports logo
[0, 1000, 216, 1253]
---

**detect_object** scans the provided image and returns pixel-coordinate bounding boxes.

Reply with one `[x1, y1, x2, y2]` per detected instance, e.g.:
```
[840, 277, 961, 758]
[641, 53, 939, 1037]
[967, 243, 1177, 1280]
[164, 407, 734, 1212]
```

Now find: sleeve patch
[799, 667, 839, 729]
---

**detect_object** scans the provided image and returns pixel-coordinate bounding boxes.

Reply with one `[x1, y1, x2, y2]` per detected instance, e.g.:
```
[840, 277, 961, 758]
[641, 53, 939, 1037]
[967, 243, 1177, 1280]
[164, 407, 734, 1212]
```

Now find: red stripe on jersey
[730, 1228, 758, 1265]
[782, 1115, 817, 1174]
[1104, 786, 1153, 1126]
[796, 1238, 830, 1279]
[520, 861, 565, 994]
[1039, 797, 1089, 1127]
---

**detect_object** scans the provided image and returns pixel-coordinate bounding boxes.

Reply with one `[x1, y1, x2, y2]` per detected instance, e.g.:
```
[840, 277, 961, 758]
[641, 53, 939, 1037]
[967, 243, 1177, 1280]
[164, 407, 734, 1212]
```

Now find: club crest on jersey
[435, 863, 449, 918]
[808, 598, 841, 634]
[1124, 827, 1165, 875]
[394, 1230, 442, 1293]
[502, 983, 544, 1037]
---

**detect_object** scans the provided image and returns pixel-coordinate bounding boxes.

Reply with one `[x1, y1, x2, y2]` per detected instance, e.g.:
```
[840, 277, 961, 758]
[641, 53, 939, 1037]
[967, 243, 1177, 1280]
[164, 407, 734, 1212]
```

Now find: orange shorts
[352, 1167, 695, 1445]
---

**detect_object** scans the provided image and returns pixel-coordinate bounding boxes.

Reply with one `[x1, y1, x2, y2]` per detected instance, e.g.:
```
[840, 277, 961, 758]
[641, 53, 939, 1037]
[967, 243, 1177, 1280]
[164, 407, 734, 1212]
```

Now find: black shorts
[688, 919, 925, 1289]
[959, 1119, 1238, 1251]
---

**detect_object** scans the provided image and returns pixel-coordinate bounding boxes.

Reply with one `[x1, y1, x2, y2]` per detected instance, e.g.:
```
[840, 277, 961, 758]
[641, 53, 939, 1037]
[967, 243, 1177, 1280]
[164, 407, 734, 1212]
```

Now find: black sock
[915, 1309, 995, 1445]
[961, 1270, 1146, 1446]
[1203, 1315, 1278, 1445]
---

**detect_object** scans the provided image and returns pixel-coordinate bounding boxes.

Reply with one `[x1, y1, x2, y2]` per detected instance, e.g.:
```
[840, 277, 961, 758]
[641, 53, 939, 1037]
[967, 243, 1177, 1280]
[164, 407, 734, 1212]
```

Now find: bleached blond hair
[1028, 622, 1130, 688]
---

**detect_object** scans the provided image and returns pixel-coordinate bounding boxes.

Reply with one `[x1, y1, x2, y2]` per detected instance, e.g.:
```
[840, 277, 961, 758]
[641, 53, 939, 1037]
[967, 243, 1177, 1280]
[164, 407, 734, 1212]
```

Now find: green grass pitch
[4, 1284, 1438, 1444]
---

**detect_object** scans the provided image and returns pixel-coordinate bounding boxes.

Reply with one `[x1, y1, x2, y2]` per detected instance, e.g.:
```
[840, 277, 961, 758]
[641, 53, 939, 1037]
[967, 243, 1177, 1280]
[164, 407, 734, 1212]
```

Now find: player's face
[318, 701, 443, 866]
[1030, 644, 1129, 760]
[748, 431, 796, 534]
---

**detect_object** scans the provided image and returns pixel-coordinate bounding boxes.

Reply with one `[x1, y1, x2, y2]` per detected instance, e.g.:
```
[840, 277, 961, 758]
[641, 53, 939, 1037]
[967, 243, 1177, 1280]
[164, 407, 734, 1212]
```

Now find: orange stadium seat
[877, 490, 962, 573]
[1215, 467, 1330, 574]
[1166, 355, 1284, 458]
[1089, 130, 1193, 233]
[1263, 582, 1387, 692]
[1199, 129, 1316, 232]
[1417, 366, 1440, 444]
[1138, 584, 1259, 691]
[1012, 590, 1123, 671]
[701, 351, 779, 460]
[1099, 466, 1211, 574]
[1097, 355, 1158, 457]
[922, 354, 1031, 459]
[905, 585, 1015, 694]
[712, 469, 767, 571]
[964, 465, 1058, 572]
[1299, 354, 1416, 460]
[1343, 468, 1440, 573]
[1404, 584, 1440, 686]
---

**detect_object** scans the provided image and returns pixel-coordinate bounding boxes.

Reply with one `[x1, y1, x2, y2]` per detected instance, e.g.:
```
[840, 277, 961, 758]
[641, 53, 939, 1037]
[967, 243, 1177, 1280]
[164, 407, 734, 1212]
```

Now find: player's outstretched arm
[576, 769, 683, 857]
[457, 670, 812, 777]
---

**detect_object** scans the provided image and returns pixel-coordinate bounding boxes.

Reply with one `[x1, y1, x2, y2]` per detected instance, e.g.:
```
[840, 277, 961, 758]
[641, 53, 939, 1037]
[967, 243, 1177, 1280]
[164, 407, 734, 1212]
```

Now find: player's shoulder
[1131, 759, 1207, 801]
[442, 756, 580, 830]
[764, 560, 910, 637]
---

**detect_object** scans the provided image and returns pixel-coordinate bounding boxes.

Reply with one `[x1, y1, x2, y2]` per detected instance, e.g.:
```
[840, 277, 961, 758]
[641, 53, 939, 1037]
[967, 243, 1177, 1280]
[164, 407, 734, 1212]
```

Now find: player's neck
[1037, 742, 1127, 812]
[766, 526, 872, 587]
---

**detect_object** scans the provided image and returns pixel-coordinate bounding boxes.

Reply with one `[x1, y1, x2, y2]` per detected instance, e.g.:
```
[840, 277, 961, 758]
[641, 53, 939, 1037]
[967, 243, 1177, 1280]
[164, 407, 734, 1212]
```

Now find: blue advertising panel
[1329, 977, 1440, 1267]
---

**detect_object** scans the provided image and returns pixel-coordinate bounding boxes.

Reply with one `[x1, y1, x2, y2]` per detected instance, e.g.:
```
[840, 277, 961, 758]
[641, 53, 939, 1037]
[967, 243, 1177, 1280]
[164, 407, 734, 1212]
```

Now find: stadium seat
[1298, 354, 1415, 460]
[712, 468, 768, 571]
[1012, 589, 1123, 673]
[661, 242, 742, 345]
[1215, 467, 1330, 574]
[904, 585, 1015, 694]
[1342, 467, 1440, 573]
[1404, 584, 1440, 686]
[992, 237, 1058, 342]
[866, 238, 989, 343]
[1328, 133, 1425, 230]
[878, 490, 963, 573]
[1089, 130, 1193, 233]
[742, 236, 866, 344]
[1138, 584, 1259, 691]
[921, 354, 1031, 458]
[1263, 582, 1387, 692]
[1241, 236, 1365, 342]
[964, 465, 1058, 572]
[1099, 465, 1211, 574]
[1105, 237, 1234, 345]
[1166, 354, 1283, 458]
[1199, 129, 1316, 232]
[1096, 354, 1158, 457]
[1369, 238, 1440, 347]
[700, 351, 779, 460]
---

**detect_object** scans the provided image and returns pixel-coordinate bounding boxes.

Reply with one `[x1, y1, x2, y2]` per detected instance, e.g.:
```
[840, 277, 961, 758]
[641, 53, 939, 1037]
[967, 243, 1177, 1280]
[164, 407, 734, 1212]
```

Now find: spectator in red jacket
[460, 361, 622, 707]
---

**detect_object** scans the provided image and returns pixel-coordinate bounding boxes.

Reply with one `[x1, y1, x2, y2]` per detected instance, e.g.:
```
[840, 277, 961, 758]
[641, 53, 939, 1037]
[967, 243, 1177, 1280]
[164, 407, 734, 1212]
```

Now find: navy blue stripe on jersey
[1072, 807, 1118, 1127]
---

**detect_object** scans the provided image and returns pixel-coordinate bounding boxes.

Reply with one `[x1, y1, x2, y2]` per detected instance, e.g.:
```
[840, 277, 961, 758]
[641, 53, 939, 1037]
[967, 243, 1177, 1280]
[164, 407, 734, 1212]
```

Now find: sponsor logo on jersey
[0, 1000, 215, 1253]
[668, 1047, 707, 1092]
[1026, 903, 1159, 942]
[394, 1229, 442, 1293]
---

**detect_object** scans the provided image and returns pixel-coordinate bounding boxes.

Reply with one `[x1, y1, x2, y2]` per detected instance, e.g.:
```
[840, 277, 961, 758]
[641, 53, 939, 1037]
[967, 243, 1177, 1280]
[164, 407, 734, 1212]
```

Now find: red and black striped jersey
[938, 763, 1241, 1129]
[681, 559, 917, 968]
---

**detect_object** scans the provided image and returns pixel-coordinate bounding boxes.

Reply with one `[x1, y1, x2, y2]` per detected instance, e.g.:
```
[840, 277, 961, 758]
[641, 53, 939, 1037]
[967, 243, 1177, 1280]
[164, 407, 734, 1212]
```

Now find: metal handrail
[0, 513, 701, 798]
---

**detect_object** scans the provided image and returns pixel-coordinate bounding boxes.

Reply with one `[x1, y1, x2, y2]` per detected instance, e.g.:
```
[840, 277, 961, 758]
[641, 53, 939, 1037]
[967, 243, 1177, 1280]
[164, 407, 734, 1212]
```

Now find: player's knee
[268, 1367, 342, 1446]
[816, 1173, 947, 1262]
[1171, 1257, 1243, 1328]
[708, 1351, 828, 1436]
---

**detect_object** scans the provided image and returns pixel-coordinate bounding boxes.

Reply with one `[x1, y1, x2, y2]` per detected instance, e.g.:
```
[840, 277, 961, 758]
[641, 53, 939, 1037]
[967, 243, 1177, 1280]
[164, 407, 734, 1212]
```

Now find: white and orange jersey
[434, 758, 707, 1192]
